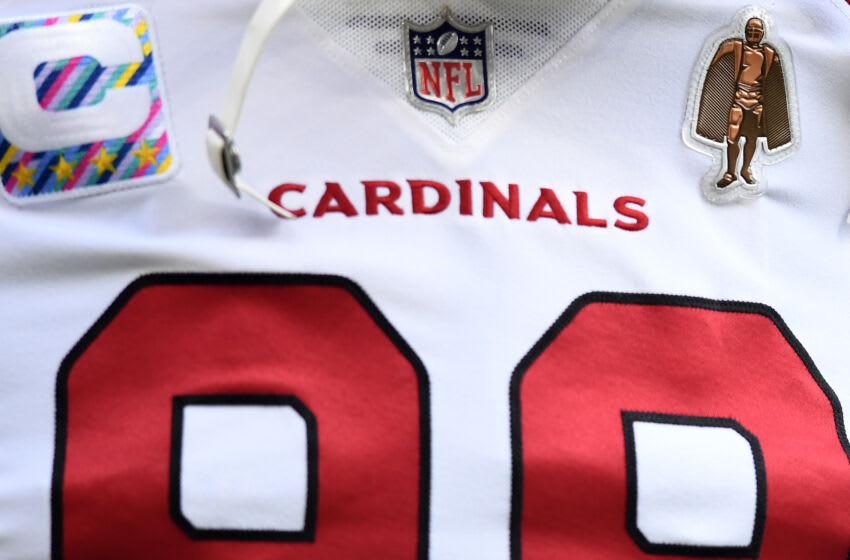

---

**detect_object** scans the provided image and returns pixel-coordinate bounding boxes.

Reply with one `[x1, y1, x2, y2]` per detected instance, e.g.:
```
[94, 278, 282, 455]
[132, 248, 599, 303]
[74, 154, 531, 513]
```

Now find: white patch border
[0, 3, 180, 206]
[681, 5, 800, 204]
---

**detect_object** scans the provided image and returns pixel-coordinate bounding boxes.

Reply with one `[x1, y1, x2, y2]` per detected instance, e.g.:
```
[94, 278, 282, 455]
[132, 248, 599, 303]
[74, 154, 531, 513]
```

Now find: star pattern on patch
[409, 30, 487, 62]
[133, 140, 160, 166]
[0, 6, 178, 201]
[91, 147, 118, 175]
[50, 155, 76, 182]
[11, 162, 35, 187]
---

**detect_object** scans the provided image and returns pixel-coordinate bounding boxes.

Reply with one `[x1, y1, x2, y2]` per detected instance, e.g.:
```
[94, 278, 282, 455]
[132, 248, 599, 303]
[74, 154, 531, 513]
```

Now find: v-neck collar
[293, 1, 632, 156]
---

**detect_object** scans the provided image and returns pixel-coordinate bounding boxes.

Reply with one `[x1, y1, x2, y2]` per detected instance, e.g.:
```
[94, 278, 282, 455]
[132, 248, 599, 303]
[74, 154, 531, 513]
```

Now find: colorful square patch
[0, 5, 177, 202]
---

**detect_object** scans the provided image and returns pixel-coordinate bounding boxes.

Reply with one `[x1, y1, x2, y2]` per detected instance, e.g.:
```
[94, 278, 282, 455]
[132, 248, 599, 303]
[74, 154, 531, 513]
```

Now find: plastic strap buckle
[208, 114, 242, 198]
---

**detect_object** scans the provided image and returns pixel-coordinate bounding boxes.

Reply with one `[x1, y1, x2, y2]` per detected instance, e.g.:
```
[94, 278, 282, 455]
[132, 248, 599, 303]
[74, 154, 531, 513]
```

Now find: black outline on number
[52, 273, 431, 560]
[169, 394, 319, 541]
[620, 411, 766, 557]
[508, 292, 850, 560]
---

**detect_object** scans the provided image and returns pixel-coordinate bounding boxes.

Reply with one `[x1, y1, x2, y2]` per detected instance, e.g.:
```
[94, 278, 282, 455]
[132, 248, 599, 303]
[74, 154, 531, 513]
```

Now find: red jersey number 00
[52, 275, 850, 559]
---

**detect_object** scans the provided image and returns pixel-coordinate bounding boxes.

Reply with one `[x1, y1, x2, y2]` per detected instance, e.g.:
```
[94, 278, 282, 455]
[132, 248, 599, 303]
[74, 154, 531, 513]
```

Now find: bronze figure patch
[683, 8, 799, 203]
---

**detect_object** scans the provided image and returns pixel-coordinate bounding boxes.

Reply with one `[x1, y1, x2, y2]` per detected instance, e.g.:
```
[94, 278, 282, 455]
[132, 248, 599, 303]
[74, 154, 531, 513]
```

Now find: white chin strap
[206, 0, 297, 219]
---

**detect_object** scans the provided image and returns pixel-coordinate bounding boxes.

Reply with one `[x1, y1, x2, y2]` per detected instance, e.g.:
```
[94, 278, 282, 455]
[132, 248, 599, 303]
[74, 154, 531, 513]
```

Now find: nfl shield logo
[403, 7, 493, 124]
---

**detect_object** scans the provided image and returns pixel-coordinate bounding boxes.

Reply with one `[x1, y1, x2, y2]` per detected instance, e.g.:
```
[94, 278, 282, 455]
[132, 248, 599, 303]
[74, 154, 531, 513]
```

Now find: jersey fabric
[0, 1, 849, 559]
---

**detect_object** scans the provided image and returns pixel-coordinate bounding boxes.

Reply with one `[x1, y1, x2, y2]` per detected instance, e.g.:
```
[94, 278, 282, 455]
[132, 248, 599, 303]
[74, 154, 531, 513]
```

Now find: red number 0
[511, 293, 850, 558]
[52, 274, 430, 560]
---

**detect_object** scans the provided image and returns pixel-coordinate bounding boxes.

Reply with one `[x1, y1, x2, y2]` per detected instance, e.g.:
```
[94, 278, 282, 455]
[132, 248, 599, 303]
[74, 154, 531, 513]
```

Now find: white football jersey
[0, 1, 849, 559]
